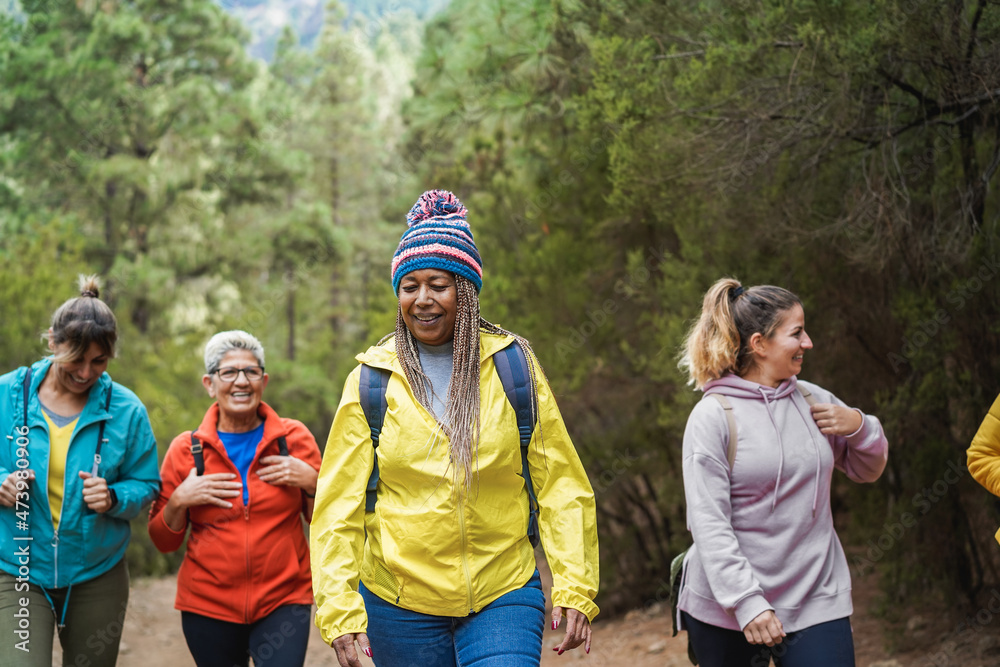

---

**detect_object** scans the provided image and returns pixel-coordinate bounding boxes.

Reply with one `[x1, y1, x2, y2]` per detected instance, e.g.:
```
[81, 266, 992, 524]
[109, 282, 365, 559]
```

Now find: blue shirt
[218, 422, 264, 505]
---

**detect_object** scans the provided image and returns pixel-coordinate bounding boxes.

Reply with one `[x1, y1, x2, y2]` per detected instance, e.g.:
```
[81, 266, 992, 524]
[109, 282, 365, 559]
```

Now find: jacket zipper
[40, 414, 60, 589]
[244, 503, 251, 624]
[406, 384, 477, 610]
[457, 504, 474, 613]
[47, 405, 98, 590]
[31, 367, 105, 591]
[51, 530, 59, 589]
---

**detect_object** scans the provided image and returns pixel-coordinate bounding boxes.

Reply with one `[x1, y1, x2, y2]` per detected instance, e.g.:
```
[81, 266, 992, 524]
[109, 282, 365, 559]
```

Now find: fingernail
[586, 647, 590, 654]
[364, 647, 372, 658]
[552, 620, 558, 630]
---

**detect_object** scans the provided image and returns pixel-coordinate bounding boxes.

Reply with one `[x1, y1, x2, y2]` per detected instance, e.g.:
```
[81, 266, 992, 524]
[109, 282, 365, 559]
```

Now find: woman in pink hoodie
[676, 278, 888, 667]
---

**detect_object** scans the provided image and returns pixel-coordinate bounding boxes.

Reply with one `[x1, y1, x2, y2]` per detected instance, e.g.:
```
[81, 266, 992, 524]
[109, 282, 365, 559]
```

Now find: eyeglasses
[213, 366, 265, 382]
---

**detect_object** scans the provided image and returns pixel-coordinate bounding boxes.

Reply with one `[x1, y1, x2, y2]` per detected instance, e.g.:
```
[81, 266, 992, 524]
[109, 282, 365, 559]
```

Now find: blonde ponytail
[680, 278, 801, 388]
[680, 278, 744, 388]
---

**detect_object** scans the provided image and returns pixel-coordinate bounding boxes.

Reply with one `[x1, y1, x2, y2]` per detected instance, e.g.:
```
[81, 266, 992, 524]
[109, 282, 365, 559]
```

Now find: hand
[743, 610, 785, 646]
[551, 607, 592, 655]
[257, 455, 318, 495]
[170, 468, 242, 511]
[0, 470, 35, 507]
[161, 468, 242, 532]
[810, 403, 863, 437]
[331, 632, 372, 667]
[78, 472, 112, 513]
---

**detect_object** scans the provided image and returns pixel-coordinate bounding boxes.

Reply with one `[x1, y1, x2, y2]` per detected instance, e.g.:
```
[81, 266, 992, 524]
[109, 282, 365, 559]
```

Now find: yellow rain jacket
[969, 392, 1000, 544]
[311, 332, 599, 644]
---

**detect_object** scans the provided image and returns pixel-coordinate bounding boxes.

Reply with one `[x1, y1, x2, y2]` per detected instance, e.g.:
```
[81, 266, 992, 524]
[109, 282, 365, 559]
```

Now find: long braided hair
[390, 274, 544, 494]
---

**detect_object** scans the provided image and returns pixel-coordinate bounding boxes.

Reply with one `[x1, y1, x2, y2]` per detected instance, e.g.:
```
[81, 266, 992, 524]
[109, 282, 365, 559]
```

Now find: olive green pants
[0, 558, 129, 667]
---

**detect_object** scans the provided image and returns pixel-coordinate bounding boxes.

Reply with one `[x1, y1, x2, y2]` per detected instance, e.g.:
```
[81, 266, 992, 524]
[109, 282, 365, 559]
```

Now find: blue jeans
[682, 612, 856, 667]
[181, 604, 312, 667]
[360, 570, 545, 667]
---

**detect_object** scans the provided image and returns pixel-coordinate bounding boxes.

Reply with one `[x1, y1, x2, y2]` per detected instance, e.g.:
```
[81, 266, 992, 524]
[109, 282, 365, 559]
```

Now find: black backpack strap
[10, 368, 33, 551]
[91, 384, 114, 477]
[22, 368, 32, 427]
[493, 341, 540, 548]
[190, 432, 204, 476]
[359, 365, 390, 513]
[190, 430, 284, 478]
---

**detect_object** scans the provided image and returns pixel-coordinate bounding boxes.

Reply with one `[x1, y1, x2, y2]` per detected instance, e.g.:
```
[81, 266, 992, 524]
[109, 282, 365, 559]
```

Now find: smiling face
[747, 304, 813, 387]
[398, 269, 458, 346]
[202, 349, 269, 423]
[48, 340, 109, 396]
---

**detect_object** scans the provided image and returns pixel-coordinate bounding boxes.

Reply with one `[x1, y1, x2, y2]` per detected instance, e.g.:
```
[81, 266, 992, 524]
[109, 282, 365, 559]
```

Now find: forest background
[3, 0, 1000, 655]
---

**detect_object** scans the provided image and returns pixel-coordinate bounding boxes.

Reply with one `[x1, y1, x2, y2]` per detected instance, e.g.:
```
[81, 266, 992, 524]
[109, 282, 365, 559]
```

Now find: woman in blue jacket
[0, 275, 160, 667]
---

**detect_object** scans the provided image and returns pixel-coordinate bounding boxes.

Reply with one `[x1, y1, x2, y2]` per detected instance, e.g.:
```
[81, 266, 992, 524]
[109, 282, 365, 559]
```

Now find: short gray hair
[204, 330, 265, 374]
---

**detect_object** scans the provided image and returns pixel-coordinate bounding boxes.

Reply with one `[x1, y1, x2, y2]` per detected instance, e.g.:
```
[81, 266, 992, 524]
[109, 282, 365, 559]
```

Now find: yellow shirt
[43, 410, 78, 531]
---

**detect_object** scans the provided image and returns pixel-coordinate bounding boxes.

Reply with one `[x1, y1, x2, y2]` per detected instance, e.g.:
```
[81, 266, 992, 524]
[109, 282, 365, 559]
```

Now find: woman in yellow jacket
[969, 393, 1000, 543]
[311, 190, 599, 667]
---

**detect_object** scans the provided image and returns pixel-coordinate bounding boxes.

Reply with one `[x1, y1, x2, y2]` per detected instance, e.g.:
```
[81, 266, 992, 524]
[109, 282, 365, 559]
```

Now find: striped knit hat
[391, 190, 484, 293]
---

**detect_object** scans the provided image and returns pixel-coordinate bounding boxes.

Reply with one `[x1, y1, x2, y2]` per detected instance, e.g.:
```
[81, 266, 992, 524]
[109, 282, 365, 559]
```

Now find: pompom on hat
[391, 189, 484, 293]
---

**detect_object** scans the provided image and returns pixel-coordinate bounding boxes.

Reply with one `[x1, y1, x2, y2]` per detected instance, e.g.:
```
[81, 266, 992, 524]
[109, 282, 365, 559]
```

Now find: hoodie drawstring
[756, 385, 824, 516]
[41, 584, 72, 631]
[789, 396, 823, 517]
[757, 387, 785, 513]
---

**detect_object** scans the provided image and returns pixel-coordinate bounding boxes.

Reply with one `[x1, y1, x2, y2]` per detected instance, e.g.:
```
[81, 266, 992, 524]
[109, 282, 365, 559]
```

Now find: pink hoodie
[677, 374, 887, 633]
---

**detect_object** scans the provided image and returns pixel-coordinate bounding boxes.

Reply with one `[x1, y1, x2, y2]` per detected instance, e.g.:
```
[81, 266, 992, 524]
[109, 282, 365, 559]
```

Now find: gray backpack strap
[797, 384, 818, 406]
[708, 393, 739, 470]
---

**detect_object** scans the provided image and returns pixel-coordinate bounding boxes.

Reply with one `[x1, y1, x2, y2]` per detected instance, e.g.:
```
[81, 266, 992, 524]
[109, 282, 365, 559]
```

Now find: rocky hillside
[218, 0, 447, 60]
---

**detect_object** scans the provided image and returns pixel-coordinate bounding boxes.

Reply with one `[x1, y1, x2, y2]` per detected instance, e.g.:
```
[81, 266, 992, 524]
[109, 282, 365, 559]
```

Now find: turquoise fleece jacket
[0, 359, 160, 588]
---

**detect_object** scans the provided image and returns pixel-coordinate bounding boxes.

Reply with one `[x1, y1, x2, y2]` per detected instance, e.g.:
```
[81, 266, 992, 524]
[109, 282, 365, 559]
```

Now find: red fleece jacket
[149, 402, 321, 623]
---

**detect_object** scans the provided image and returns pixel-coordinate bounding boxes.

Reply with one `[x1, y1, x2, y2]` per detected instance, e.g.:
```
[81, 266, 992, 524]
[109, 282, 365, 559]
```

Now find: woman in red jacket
[149, 330, 321, 667]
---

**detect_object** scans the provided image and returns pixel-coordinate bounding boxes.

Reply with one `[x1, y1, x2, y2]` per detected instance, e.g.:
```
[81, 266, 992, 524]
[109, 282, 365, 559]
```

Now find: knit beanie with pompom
[391, 190, 483, 293]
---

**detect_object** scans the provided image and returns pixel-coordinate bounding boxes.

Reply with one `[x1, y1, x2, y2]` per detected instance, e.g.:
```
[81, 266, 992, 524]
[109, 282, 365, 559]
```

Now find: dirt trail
[49, 565, 995, 666]
[53, 574, 690, 667]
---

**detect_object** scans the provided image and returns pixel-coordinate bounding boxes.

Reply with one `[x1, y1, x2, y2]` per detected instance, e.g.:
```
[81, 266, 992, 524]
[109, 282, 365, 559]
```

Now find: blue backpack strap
[493, 341, 540, 548]
[359, 365, 390, 513]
